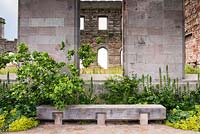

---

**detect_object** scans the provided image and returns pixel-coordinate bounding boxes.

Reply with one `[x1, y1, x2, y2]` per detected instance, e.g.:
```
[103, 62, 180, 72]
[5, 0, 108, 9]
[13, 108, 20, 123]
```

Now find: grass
[0, 65, 123, 75]
[80, 66, 123, 74]
[185, 64, 200, 74]
[0, 66, 17, 75]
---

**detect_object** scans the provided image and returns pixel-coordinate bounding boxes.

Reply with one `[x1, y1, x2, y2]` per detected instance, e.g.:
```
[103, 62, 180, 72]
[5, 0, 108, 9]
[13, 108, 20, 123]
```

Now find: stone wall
[185, 0, 200, 66]
[0, 17, 5, 38]
[0, 38, 17, 54]
[18, 0, 80, 64]
[80, 1, 122, 67]
[0, 17, 17, 54]
[123, 0, 184, 79]
[19, 0, 185, 79]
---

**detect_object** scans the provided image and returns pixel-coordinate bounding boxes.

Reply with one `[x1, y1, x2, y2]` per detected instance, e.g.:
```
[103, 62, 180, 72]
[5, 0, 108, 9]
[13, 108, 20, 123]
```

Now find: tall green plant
[101, 75, 140, 104]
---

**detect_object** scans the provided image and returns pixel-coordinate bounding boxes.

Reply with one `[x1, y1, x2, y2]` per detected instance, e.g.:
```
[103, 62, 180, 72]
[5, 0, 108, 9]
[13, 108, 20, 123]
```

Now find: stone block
[53, 112, 63, 125]
[97, 113, 106, 125]
[140, 113, 148, 125]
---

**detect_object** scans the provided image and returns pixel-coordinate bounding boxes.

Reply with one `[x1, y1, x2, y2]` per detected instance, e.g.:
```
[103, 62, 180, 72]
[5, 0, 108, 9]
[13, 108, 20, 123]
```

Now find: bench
[36, 105, 166, 125]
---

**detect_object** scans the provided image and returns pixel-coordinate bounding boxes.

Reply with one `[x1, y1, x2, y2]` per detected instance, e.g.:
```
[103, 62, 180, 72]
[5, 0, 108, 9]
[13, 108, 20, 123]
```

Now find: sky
[0, 0, 18, 40]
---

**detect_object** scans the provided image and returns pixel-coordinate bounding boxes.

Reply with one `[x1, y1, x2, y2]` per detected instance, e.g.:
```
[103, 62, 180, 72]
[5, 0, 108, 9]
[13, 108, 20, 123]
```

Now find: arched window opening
[98, 48, 108, 69]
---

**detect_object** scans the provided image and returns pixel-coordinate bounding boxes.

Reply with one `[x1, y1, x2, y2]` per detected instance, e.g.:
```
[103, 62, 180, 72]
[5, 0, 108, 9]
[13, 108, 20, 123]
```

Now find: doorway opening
[79, 0, 123, 75]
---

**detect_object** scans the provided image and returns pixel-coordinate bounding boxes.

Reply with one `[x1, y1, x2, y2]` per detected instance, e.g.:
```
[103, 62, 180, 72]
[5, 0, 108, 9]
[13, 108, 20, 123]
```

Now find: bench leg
[140, 113, 148, 125]
[53, 112, 63, 125]
[97, 113, 106, 125]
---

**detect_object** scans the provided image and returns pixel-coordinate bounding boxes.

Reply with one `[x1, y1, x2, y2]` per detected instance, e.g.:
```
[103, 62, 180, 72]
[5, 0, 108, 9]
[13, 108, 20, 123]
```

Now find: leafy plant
[95, 36, 103, 44]
[185, 64, 200, 74]
[78, 43, 97, 68]
[166, 105, 200, 131]
[100, 75, 140, 104]
[0, 53, 11, 69]
[0, 76, 15, 112]
[9, 116, 38, 132]
[81, 77, 97, 104]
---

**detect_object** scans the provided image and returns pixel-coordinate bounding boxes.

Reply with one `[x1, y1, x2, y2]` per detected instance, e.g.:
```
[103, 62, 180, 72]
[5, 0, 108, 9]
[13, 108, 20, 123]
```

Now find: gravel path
[9, 124, 199, 134]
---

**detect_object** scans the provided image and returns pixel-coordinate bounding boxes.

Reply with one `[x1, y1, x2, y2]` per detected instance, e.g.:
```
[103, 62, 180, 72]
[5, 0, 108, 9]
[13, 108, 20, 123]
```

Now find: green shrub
[166, 106, 200, 131]
[101, 66, 200, 112]
[0, 114, 6, 130]
[100, 75, 140, 104]
[185, 64, 200, 74]
[0, 109, 24, 131]
[0, 79, 16, 112]
[0, 42, 97, 132]
[9, 116, 38, 132]
[78, 43, 97, 68]
[8, 43, 87, 110]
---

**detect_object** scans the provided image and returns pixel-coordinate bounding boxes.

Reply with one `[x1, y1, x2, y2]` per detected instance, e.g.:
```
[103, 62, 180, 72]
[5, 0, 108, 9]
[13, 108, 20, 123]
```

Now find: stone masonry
[185, 0, 200, 66]
[19, 0, 184, 80]
[80, 1, 122, 68]
[123, 0, 184, 79]
[18, 0, 80, 65]
[0, 17, 17, 54]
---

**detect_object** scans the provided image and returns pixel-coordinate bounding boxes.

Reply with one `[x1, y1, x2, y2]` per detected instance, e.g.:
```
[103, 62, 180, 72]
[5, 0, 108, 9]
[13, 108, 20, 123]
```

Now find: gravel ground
[8, 124, 200, 134]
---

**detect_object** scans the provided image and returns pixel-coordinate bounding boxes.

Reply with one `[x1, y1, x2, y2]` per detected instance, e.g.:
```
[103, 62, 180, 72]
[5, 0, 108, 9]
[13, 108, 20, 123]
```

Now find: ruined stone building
[80, 1, 122, 68]
[18, 0, 184, 79]
[185, 0, 200, 66]
[0, 17, 17, 54]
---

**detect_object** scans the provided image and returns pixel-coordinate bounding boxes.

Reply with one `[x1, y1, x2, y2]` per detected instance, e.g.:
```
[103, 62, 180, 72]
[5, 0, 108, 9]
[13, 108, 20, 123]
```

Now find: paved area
[9, 124, 199, 134]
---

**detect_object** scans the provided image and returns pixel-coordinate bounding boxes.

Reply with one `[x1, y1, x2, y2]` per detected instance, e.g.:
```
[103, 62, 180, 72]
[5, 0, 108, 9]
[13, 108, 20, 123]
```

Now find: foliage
[0, 53, 11, 69]
[0, 78, 16, 112]
[166, 106, 200, 131]
[100, 75, 140, 104]
[9, 43, 87, 111]
[101, 66, 200, 112]
[67, 50, 75, 61]
[0, 42, 98, 132]
[80, 66, 123, 74]
[0, 114, 6, 130]
[78, 43, 97, 68]
[167, 106, 193, 124]
[0, 108, 38, 132]
[0, 66, 17, 74]
[95, 36, 103, 44]
[81, 77, 97, 104]
[185, 64, 200, 74]
[60, 41, 65, 51]
[9, 116, 38, 132]
[2, 43, 200, 132]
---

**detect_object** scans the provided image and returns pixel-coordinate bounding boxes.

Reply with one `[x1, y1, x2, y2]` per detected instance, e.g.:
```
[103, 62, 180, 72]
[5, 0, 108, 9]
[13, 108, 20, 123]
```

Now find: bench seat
[37, 105, 166, 125]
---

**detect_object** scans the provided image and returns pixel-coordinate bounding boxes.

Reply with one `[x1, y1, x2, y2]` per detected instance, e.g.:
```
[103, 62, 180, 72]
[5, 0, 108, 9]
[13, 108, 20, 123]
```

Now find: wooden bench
[36, 105, 166, 125]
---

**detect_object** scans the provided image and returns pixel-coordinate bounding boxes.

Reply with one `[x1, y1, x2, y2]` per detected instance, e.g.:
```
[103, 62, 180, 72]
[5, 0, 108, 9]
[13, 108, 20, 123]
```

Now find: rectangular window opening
[98, 17, 108, 30]
[80, 17, 85, 30]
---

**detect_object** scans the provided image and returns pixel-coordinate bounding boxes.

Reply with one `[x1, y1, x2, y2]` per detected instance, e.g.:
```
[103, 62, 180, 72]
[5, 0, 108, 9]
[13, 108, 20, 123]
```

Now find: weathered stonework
[123, 0, 184, 79]
[0, 18, 5, 38]
[18, 0, 184, 80]
[80, 1, 122, 67]
[18, 0, 80, 64]
[0, 17, 17, 54]
[0, 38, 17, 54]
[185, 0, 200, 66]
